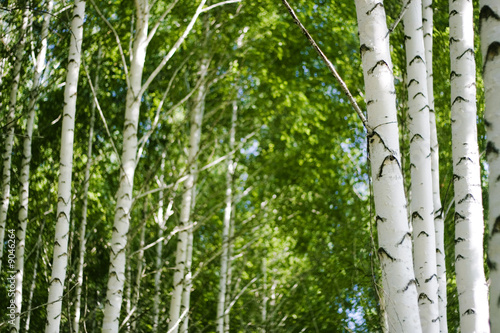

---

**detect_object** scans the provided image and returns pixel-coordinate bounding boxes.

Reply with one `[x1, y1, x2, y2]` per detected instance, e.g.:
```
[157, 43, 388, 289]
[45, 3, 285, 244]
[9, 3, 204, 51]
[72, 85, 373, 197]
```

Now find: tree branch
[280, 0, 372, 134]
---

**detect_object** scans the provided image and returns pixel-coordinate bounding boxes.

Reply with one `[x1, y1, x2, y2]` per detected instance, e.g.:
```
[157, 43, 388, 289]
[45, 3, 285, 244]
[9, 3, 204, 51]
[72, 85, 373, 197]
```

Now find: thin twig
[386, 0, 412, 36]
[81, 59, 123, 170]
[200, 0, 241, 13]
[280, 0, 372, 134]
[89, 0, 130, 88]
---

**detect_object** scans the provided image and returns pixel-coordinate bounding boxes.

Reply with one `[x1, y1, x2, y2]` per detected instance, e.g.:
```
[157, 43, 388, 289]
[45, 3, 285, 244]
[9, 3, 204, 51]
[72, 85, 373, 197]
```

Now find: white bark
[354, 0, 422, 331]
[73, 46, 100, 333]
[168, 55, 209, 333]
[45, 1, 86, 332]
[180, 208, 195, 333]
[130, 210, 147, 332]
[0, 4, 30, 272]
[403, 0, 440, 330]
[223, 206, 236, 333]
[102, 1, 210, 330]
[449, 0, 490, 331]
[422, 0, 448, 330]
[101, 1, 149, 331]
[217, 101, 237, 333]
[14, 1, 52, 331]
[480, 0, 500, 331]
[153, 153, 166, 333]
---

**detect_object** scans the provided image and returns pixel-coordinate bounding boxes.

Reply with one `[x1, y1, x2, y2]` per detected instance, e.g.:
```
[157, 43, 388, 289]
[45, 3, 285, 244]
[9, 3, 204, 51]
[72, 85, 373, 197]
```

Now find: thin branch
[81, 59, 123, 169]
[134, 130, 256, 201]
[89, 0, 130, 88]
[387, 0, 412, 36]
[200, 0, 241, 13]
[139, 0, 208, 97]
[146, 0, 180, 44]
[280, 0, 372, 134]
[139, 0, 240, 96]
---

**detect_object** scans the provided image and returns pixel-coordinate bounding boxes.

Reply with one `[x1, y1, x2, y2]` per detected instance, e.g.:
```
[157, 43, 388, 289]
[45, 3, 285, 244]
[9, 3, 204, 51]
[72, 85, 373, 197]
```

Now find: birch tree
[101, 1, 216, 330]
[224, 206, 236, 333]
[101, 2, 149, 330]
[216, 101, 237, 333]
[0, 4, 30, 272]
[480, 0, 500, 330]
[14, 1, 53, 331]
[169, 53, 210, 333]
[45, 1, 86, 332]
[403, 0, 440, 330]
[422, 0, 448, 330]
[449, 0, 490, 330]
[72, 46, 100, 333]
[354, 0, 421, 331]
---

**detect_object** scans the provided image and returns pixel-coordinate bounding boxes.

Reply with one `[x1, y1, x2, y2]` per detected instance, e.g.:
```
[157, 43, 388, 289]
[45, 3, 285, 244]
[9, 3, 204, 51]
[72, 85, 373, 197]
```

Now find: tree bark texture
[101, 1, 149, 331]
[14, 1, 53, 331]
[480, 0, 500, 330]
[403, 0, 440, 330]
[217, 101, 237, 333]
[45, 1, 86, 332]
[354, 0, 422, 331]
[0, 4, 30, 273]
[449, 0, 490, 331]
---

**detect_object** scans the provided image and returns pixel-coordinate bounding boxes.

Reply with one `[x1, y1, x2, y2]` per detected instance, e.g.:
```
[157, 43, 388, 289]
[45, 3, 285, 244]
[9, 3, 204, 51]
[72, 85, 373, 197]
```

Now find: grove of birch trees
[0, 0, 499, 332]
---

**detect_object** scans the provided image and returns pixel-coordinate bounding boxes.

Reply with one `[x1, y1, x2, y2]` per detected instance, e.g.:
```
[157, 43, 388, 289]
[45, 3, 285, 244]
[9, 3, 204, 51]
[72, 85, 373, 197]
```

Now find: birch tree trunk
[403, 0, 440, 330]
[223, 206, 236, 333]
[101, 1, 149, 331]
[153, 153, 166, 333]
[217, 101, 237, 333]
[0, 4, 30, 272]
[168, 55, 209, 333]
[73, 46, 100, 333]
[354, 0, 422, 331]
[422, 0, 448, 330]
[180, 201, 195, 333]
[449, 0, 490, 331]
[480, 0, 500, 330]
[130, 209, 147, 332]
[45, 1, 86, 332]
[13, 1, 52, 331]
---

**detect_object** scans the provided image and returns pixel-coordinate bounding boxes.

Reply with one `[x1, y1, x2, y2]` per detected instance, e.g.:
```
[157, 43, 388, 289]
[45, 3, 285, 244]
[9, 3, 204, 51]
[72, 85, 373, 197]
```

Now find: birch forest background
[0, 0, 499, 332]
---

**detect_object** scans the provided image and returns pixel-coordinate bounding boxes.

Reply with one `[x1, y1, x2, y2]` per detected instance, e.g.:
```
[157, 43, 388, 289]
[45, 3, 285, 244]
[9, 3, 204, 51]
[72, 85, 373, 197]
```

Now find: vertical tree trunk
[403, 0, 440, 330]
[482, 0, 500, 330]
[261, 256, 267, 332]
[101, 1, 149, 332]
[168, 54, 209, 333]
[45, 1, 86, 332]
[153, 153, 166, 333]
[223, 205, 236, 333]
[422, 0, 448, 330]
[180, 198, 195, 333]
[0, 4, 30, 272]
[481, 0, 500, 330]
[449, 0, 490, 331]
[217, 101, 237, 333]
[13, 1, 53, 331]
[354, 0, 422, 331]
[130, 205, 147, 332]
[73, 46, 100, 333]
